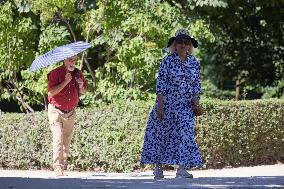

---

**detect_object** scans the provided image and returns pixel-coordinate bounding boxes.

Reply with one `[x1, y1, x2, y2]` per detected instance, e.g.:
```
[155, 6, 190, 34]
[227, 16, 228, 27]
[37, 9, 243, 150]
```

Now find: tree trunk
[84, 57, 96, 91]
[15, 95, 35, 113]
[10, 82, 35, 113]
[80, 27, 90, 70]
[235, 79, 240, 100]
[220, 65, 224, 90]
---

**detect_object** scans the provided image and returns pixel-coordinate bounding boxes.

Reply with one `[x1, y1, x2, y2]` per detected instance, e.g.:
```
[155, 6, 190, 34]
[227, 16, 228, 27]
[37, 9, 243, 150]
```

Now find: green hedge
[0, 99, 284, 172]
[196, 99, 284, 168]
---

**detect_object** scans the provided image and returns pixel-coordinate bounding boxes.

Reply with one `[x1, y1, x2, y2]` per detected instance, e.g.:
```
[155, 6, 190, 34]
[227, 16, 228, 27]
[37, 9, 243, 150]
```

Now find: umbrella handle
[74, 68, 79, 80]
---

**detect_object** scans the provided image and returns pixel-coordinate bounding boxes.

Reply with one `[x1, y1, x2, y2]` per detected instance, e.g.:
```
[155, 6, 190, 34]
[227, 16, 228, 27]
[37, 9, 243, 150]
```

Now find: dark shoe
[153, 166, 164, 179]
[175, 168, 193, 178]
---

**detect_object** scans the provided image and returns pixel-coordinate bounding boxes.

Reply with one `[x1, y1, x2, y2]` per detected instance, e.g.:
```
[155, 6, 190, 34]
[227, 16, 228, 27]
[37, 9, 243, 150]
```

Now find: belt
[57, 108, 73, 114]
[52, 105, 73, 114]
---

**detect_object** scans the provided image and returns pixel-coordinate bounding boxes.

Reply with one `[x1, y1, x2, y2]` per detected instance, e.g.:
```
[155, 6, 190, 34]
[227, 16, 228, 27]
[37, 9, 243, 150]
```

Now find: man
[47, 55, 87, 176]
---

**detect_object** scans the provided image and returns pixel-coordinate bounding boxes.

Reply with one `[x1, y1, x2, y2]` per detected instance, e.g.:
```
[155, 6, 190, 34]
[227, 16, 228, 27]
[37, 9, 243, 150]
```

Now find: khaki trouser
[48, 104, 76, 171]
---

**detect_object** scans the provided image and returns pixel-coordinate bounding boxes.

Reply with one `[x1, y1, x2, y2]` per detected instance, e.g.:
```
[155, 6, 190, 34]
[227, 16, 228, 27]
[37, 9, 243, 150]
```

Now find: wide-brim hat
[175, 29, 198, 48]
[167, 37, 176, 47]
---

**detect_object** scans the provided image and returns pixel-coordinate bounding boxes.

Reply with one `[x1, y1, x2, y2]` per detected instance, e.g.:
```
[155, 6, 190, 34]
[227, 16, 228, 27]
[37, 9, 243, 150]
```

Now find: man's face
[64, 55, 77, 71]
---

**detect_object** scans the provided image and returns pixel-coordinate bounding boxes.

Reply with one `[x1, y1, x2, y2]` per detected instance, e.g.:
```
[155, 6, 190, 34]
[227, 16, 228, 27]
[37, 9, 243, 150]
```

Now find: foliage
[24, 0, 78, 24]
[197, 98, 284, 168]
[0, 0, 84, 111]
[20, 24, 71, 106]
[0, 0, 283, 112]
[1, 99, 283, 171]
[201, 80, 235, 99]
[0, 2, 38, 111]
[1, 0, 215, 110]
[171, 0, 284, 95]
[82, 0, 215, 102]
[262, 79, 284, 99]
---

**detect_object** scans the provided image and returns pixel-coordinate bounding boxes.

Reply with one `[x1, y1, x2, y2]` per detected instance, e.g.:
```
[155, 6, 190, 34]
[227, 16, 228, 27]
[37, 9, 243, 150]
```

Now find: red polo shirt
[48, 65, 87, 111]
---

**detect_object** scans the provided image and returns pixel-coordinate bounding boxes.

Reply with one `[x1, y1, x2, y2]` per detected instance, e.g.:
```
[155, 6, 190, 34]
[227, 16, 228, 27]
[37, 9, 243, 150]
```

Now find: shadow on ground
[1, 176, 284, 189]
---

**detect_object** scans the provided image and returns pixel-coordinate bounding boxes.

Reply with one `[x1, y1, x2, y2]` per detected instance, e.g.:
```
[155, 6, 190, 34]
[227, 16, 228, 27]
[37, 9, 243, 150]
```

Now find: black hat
[175, 29, 198, 48]
[191, 38, 198, 48]
[167, 37, 176, 47]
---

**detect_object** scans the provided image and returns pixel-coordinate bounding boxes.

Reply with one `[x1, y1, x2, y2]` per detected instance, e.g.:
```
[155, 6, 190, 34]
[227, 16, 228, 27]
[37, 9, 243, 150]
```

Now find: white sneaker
[153, 166, 164, 179]
[175, 167, 193, 178]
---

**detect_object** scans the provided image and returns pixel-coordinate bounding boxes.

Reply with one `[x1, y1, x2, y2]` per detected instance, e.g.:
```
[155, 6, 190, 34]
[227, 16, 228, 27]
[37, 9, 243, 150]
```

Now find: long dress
[140, 52, 202, 168]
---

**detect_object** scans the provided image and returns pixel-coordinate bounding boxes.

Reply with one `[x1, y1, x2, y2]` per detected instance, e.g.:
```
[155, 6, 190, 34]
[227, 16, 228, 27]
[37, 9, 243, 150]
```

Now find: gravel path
[0, 164, 283, 189]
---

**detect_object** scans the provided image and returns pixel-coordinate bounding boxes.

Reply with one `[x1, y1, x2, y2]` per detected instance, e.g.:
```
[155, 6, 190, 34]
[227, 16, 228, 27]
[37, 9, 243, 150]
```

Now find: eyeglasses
[176, 39, 191, 45]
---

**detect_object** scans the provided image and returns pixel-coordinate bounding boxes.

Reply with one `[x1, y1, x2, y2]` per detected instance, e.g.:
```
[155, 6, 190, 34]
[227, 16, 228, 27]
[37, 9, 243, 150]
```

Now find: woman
[140, 29, 202, 179]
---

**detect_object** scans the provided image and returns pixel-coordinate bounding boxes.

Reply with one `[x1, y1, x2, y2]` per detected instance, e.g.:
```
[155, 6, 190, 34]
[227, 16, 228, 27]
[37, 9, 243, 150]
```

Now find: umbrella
[29, 41, 91, 71]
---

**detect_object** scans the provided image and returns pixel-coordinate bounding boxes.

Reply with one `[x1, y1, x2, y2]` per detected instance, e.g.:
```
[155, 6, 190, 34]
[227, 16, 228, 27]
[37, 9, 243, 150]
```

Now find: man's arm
[48, 72, 72, 97]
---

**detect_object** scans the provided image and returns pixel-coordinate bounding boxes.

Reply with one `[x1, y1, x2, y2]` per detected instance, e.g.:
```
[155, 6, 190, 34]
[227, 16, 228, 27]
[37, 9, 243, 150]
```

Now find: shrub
[0, 99, 283, 172]
[196, 98, 284, 168]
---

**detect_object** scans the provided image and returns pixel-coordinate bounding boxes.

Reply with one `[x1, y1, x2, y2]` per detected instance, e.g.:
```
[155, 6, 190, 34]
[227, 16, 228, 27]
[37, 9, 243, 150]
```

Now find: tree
[83, 0, 214, 101]
[0, 0, 94, 112]
[168, 0, 284, 99]
[0, 1, 38, 112]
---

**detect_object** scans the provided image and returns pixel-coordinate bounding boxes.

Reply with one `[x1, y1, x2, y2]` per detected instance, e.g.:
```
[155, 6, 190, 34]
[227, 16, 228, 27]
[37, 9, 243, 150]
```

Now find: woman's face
[175, 39, 191, 55]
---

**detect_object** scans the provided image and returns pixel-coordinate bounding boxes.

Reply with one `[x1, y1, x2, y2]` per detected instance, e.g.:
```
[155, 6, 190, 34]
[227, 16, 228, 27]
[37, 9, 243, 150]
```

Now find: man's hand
[64, 72, 72, 84]
[76, 78, 84, 89]
[48, 73, 72, 96]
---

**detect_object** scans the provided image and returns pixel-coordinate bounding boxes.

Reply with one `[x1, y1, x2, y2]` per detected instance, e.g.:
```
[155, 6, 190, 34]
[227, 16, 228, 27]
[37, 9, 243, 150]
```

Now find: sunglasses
[176, 39, 191, 45]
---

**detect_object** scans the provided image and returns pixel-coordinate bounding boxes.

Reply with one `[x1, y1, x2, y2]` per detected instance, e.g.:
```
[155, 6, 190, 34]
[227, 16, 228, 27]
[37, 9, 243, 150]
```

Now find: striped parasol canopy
[29, 41, 91, 71]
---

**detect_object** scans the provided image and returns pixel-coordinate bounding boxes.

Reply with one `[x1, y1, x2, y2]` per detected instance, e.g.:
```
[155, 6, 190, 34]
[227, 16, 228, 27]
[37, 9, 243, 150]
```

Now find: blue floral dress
[140, 52, 203, 168]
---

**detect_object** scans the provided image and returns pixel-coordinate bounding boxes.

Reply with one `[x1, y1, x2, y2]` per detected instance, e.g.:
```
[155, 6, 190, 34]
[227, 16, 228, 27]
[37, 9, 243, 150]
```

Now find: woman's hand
[157, 94, 165, 120]
[192, 101, 203, 116]
[192, 102, 200, 110]
[157, 104, 165, 120]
